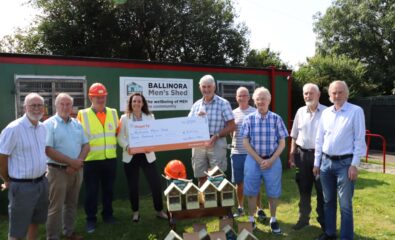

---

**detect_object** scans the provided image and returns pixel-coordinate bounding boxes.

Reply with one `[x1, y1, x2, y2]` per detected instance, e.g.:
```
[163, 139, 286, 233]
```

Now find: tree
[1, 0, 249, 65]
[294, 54, 371, 102]
[244, 48, 289, 69]
[314, 0, 395, 95]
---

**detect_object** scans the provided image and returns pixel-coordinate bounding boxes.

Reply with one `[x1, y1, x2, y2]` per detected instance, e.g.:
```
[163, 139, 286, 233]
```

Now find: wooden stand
[168, 206, 233, 230]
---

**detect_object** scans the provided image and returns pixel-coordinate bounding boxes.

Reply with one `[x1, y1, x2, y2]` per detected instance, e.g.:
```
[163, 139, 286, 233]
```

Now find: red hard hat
[89, 83, 108, 97]
[164, 160, 187, 179]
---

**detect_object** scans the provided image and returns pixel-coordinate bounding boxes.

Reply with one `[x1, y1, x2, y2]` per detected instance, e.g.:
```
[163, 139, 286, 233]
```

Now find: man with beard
[289, 83, 326, 231]
[0, 93, 49, 240]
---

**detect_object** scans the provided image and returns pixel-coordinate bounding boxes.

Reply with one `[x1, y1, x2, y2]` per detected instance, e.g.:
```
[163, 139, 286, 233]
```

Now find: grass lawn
[1, 169, 394, 240]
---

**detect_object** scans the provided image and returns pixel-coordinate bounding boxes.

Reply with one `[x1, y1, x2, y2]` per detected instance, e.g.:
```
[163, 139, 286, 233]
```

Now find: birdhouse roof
[217, 178, 235, 191]
[206, 166, 225, 177]
[182, 182, 200, 194]
[164, 230, 183, 240]
[200, 180, 218, 192]
[237, 229, 258, 240]
[164, 182, 183, 196]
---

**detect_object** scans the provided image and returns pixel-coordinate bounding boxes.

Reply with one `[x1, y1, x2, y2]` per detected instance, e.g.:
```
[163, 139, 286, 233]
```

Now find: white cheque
[128, 116, 210, 153]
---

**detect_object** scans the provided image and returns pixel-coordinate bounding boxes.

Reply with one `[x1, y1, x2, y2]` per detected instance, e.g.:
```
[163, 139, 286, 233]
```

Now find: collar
[254, 110, 271, 119]
[331, 101, 349, 112]
[306, 104, 324, 113]
[22, 114, 40, 128]
[54, 114, 71, 123]
[91, 107, 107, 114]
[201, 95, 218, 104]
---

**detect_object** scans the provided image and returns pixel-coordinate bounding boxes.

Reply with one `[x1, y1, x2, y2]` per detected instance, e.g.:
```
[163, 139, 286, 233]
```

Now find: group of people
[0, 74, 366, 240]
[0, 83, 168, 240]
[190, 75, 365, 240]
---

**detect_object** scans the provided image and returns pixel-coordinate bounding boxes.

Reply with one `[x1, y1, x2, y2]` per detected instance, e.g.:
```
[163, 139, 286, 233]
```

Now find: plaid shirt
[189, 95, 234, 135]
[241, 110, 288, 156]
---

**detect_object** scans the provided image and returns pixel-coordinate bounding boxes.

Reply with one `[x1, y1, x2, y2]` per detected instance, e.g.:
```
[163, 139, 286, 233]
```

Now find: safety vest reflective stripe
[90, 145, 117, 151]
[88, 132, 116, 140]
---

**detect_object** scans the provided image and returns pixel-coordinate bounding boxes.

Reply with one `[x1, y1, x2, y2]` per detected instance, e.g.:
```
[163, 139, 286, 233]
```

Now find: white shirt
[231, 106, 256, 154]
[0, 114, 47, 179]
[314, 102, 366, 167]
[290, 104, 326, 149]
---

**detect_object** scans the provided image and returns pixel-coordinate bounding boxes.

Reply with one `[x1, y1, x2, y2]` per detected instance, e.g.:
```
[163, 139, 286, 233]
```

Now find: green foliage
[294, 54, 372, 99]
[313, 0, 395, 95]
[1, 0, 249, 65]
[245, 48, 289, 70]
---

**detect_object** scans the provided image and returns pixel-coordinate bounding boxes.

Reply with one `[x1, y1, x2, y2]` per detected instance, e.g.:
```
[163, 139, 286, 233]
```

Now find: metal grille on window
[216, 81, 256, 109]
[15, 75, 87, 120]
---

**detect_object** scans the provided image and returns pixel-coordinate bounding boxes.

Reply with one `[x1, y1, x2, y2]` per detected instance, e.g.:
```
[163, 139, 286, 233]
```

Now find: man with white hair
[0, 93, 49, 240]
[241, 87, 288, 234]
[289, 83, 326, 231]
[313, 80, 366, 240]
[45, 93, 90, 240]
[188, 74, 236, 186]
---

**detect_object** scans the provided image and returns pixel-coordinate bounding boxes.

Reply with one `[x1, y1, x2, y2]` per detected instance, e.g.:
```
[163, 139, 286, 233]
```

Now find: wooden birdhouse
[237, 229, 258, 240]
[200, 180, 218, 208]
[164, 182, 183, 211]
[217, 179, 236, 207]
[182, 182, 200, 210]
[206, 166, 225, 177]
[222, 225, 237, 240]
[209, 231, 227, 240]
[164, 230, 183, 240]
[183, 232, 200, 240]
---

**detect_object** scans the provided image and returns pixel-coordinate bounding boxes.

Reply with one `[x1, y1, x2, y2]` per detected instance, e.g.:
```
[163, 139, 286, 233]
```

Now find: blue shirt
[188, 95, 234, 135]
[314, 102, 366, 167]
[241, 110, 289, 156]
[0, 114, 47, 179]
[44, 114, 88, 165]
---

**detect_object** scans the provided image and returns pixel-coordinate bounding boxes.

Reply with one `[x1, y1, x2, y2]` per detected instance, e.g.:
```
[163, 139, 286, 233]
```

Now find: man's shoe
[256, 209, 267, 222]
[270, 221, 282, 234]
[292, 220, 309, 230]
[315, 233, 337, 240]
[66, 232, 84, 240]
[86, 221, 96, 233]
[233, 207, 244, 218]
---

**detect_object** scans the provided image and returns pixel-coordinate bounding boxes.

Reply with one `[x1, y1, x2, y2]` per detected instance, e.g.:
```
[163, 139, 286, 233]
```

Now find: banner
[128, 116, 210, 153]
[119, 77, 193, 111]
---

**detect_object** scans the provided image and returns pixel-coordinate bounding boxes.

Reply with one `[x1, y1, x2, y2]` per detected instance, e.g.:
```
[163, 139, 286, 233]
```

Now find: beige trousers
[46, 166, 83, 240]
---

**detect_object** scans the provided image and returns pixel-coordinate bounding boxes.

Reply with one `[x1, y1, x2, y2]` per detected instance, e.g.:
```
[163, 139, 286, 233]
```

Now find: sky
[0, 0, 332, 68]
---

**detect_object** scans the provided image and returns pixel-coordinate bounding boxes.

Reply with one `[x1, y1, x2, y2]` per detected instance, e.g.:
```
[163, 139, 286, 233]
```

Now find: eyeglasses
[28, 104, 45, 109]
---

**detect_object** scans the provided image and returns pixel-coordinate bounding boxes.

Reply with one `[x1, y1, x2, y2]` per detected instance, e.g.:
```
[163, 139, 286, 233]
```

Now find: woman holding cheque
[117, 92, 168, 222]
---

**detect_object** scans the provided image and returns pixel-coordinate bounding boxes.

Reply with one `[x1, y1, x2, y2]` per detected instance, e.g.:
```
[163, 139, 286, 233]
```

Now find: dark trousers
[84, 158, 116, 223]
[124, 154, 163, 212]
[295, 148, 325, 227]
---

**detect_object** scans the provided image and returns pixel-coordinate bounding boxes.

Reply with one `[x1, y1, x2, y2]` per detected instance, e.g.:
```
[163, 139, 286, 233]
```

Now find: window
[15, 75, 87, 120]
[216, 81, 256, 109]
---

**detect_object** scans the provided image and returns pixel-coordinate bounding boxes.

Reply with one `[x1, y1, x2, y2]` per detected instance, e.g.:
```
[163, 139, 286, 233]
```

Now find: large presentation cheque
[128, 116, 210, 153]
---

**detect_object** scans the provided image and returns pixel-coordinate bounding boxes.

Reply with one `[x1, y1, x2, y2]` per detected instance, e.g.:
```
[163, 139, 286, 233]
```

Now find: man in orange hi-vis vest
[77, 83, 119, 234]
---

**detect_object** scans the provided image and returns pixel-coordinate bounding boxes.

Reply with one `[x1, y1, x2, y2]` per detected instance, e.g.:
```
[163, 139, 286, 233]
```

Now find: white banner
[119, 77, 193, 111]
[128, 116, 210, 153]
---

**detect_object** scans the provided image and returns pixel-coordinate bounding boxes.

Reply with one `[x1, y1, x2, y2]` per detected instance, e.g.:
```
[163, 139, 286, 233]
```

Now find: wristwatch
[215, 133, 220, 138]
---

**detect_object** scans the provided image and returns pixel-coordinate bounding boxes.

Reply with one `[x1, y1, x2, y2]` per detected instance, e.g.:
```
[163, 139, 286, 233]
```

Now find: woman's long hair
[126, 92, 151, 117]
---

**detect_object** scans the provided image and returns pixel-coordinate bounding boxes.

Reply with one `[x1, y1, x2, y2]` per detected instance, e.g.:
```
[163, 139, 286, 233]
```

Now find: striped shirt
[188, 95, 234, 135]
[0, 114, 47, 179]
[240, 110, 289, 156]
[231, 106, 256, 154]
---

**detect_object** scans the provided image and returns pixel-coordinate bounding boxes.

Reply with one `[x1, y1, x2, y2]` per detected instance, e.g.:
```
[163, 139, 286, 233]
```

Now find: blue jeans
[320, 155, 354, 240]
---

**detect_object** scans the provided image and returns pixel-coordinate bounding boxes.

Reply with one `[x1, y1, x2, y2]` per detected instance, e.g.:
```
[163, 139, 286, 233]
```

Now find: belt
[9, 174, 45, 183]
[261, 153, 273, 159]
[297, 145, 315, 153]
[47, 163, 68, 169]
[323, 153, 353, 161]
